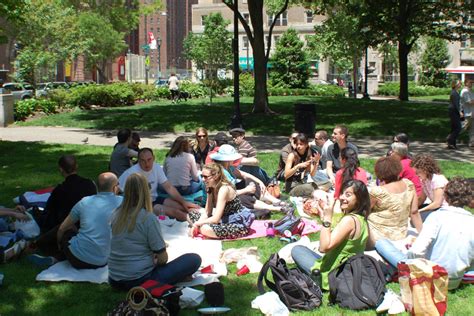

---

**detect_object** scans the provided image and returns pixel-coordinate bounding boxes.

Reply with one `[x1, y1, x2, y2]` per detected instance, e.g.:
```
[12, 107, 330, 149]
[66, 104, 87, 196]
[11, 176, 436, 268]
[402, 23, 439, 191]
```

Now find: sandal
[272, 201, 289, 207]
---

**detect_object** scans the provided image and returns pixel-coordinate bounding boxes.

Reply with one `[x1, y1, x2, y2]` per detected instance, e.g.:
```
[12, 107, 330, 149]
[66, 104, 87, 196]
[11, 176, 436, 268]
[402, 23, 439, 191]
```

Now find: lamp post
[157, 37, 162, 79]
[230, 0, 242, 128]
[362, 46, 370, 99]
[144, 15, 149, 85]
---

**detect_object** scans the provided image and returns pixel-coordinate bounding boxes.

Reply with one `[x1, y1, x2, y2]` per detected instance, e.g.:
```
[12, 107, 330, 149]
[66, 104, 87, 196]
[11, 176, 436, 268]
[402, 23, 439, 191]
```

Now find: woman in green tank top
[291, 180, 370, 290]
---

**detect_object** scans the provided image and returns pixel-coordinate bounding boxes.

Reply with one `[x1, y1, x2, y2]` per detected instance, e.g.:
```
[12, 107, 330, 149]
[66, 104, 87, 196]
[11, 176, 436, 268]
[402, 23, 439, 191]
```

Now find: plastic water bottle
[266, 222, 275, 238]
[157, 206, 166, 220]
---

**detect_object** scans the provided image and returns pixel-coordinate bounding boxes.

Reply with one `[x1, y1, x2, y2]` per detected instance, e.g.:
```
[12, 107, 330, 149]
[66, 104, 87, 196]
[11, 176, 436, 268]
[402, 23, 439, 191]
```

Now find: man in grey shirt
[110, 129, 138, 177]
[326, 125, 358, 184]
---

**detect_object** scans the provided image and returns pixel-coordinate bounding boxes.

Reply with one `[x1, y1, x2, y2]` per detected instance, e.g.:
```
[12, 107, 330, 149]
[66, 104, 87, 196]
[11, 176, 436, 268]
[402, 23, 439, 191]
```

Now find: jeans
[374, 239, 407, 268]
[291, 245, 322, 275]
[175, 180, 203, 196]
[109, 253, 201, 291]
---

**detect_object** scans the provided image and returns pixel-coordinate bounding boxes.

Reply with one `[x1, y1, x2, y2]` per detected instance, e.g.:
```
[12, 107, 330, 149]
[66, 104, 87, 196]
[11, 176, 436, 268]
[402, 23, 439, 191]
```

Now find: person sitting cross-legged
[28, 172, 123, 268]
[119, 148, 200, 221]
[109, 128, 138, 177]
[108, 173, 201, 291]
[291, 180, 370, 290]
[375, 177, 474, 290]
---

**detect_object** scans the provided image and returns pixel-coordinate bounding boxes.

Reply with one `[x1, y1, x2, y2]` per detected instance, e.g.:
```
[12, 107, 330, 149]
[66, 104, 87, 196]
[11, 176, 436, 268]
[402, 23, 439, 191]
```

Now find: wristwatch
[322, 221, 331, 228]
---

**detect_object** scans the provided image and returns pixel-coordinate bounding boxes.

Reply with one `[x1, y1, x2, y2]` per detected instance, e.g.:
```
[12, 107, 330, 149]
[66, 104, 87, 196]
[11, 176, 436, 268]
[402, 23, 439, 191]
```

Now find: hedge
[378, 82, 451, 96]
[14, 99, 58, 121]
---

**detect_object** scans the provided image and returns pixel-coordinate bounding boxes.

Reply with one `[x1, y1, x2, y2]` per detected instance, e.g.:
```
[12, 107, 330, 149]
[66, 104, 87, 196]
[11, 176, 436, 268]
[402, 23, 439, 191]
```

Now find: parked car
[69, 80, 96, 88]
[2, 82, 34, 101]
[154, 78, 168, 87]
[36, 81, 70, 97]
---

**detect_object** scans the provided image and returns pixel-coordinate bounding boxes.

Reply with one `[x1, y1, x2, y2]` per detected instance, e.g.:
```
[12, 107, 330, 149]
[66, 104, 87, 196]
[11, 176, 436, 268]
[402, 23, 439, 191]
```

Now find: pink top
[400, 158, 422, 197]
[421, 173, 449, 207]
[334, 167, 368, 198]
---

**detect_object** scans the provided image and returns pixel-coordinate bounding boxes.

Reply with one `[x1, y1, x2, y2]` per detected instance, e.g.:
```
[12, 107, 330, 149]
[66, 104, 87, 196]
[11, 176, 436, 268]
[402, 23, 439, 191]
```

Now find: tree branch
[222, 0, 254, 43]
[265, 0, 290, 60]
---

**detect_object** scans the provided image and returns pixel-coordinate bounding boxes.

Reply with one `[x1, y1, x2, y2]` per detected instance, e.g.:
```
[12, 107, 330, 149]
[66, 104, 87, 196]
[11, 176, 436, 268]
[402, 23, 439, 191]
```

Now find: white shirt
[168, 75, 179, 91]
[118, 163, 167, 200]
[408, 206, 474, 289]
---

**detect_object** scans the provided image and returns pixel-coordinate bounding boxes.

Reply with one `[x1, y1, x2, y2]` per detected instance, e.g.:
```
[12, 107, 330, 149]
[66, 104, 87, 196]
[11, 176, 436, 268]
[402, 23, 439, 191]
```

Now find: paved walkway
[0, 126, 472, 163]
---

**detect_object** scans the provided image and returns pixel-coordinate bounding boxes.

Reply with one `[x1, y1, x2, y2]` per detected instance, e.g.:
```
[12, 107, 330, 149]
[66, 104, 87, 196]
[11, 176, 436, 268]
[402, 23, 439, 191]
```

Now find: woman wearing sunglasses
[191, 127, 215, 170]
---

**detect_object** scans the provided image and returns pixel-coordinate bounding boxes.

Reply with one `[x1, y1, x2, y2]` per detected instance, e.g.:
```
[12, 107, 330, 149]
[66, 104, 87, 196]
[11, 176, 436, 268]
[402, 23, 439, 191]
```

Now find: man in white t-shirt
[460, 79, 474, 146]
[119, 148, 199, 221]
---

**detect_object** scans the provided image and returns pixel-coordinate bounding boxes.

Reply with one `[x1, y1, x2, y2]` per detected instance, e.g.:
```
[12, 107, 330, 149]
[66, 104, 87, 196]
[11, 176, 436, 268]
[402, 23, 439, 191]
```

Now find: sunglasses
[202, 174, 214, 180]
[197, 135, 207, 138]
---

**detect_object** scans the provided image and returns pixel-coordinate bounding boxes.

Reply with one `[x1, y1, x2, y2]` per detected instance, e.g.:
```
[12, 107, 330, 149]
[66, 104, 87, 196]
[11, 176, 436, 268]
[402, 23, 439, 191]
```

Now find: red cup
[201, 264, 214, 274]
[236, 265, 250, 276]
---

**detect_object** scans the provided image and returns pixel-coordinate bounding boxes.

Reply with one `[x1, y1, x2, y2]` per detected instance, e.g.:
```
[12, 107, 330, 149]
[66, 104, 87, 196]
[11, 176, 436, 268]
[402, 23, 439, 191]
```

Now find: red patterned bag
[398, 259, 449, 316]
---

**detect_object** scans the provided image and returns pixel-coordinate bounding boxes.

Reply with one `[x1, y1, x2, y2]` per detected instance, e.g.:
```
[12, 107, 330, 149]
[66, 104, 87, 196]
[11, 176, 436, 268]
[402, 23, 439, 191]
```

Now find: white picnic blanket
[36, 217, 226, 284]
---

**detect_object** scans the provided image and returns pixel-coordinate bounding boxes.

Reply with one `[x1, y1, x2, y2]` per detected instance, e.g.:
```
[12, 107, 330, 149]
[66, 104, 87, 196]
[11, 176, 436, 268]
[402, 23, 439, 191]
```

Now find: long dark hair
[341, 180, 370, 219]
[341, 147, 360, 187]
[166, 136, 189, 157]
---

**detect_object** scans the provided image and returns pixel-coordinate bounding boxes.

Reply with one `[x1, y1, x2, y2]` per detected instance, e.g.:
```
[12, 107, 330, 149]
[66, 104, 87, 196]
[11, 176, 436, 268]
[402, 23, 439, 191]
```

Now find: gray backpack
[257, 253, 322, 311]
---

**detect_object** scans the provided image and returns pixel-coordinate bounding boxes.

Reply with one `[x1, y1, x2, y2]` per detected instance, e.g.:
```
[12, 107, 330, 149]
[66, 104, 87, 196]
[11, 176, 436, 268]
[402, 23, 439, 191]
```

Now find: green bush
[151, 86, 171, 100]
[266, 84, 344, 97]
[47, 89, 72, 108]
[180, 81, 207, 98]
[130, 83, 156, 101]
[14, 99, 58, 121]
[67, 83, 135, 108]
[239, 73, 255, 97]
[378, 82, 451, 96]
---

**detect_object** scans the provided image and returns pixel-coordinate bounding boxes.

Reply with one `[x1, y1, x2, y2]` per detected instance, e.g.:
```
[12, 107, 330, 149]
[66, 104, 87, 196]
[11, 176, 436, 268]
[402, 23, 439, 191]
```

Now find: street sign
[145, 56, 151, 67]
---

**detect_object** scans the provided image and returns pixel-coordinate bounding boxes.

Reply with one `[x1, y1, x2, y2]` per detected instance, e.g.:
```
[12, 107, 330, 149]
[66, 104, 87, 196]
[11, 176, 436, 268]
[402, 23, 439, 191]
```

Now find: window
[274, 35, 280, 44]
[306, 11, 313, 23]
[268, 11, 288, 26]
[243, 13, 250, 24]
[243, 36, 249, 50]
[201, 15, 207, 25]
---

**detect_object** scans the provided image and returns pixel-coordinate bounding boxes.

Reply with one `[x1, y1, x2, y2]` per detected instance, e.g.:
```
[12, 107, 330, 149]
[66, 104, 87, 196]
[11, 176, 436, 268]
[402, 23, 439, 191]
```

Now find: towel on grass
[36, 217, 226, 284]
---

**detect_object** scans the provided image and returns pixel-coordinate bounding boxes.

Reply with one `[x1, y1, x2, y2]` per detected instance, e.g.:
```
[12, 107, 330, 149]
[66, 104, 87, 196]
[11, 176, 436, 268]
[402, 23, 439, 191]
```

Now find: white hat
[209, 144, 242, 162]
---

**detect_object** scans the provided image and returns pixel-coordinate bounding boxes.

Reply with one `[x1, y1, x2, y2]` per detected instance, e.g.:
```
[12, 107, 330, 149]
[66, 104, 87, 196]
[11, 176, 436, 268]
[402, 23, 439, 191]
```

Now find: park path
[0, 126, 472, 163]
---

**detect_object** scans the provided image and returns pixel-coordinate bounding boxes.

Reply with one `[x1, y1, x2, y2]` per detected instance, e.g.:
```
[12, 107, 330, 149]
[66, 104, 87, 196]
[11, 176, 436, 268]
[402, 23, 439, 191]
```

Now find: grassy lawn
[0, 141, 473, 315]
[17, 96, 458, 141]
[410, 95, 449, 102]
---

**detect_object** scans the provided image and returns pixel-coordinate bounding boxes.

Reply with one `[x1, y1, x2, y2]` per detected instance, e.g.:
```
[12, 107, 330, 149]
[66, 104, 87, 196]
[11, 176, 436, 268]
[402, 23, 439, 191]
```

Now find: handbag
[273, 214, 301, 235]
[108, 286, 170, 316]
[398, 258, 449, 316]
[266, 177, 281, 199]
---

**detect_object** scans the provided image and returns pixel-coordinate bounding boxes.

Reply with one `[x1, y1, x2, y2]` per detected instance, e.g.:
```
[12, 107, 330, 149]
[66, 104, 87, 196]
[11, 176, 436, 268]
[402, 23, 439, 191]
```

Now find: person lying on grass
[188, 163, 255, 239]
[291, 180, 370, 290]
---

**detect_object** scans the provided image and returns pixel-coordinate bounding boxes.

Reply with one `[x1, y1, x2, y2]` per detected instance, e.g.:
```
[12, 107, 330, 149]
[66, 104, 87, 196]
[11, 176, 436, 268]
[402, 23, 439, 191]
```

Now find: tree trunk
[97, 60, 108, 83]
[252, 35, 269, 113]
[352, 55, 359, 98]
[398, 41, 409, 101]
[249, 1, 269, 113]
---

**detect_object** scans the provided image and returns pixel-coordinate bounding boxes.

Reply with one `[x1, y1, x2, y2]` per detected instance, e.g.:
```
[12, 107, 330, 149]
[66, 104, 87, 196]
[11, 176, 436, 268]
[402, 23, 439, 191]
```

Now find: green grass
[0, 141, 473, 315]
[410, 95, 449, 102]
[17, 96, 457, 141]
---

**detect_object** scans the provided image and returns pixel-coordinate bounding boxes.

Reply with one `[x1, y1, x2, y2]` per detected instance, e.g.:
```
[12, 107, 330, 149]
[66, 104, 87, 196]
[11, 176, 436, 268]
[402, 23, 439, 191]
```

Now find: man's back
[43, 174, 96, 232]
[69, 193, 123, 266]
[410, 206, 474, 289]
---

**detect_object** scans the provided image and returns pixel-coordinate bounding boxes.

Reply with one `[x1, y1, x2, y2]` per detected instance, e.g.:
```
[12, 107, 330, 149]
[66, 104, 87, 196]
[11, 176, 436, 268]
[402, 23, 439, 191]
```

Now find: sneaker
[376, 289, 397, 313]
[27, 254, 57, 267]
[0, 240, 27, 263]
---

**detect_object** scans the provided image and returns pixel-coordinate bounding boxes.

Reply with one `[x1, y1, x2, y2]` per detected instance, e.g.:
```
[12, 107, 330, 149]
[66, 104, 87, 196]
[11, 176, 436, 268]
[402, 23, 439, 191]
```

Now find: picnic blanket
[36, 217, 226, 284]
[14, 187, 54, 209]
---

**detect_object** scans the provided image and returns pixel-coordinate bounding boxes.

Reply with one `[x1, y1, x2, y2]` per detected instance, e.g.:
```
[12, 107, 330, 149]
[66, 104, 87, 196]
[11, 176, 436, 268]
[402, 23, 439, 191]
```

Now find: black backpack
[257, 253, 323, 311]
[328, 253, 386, 310]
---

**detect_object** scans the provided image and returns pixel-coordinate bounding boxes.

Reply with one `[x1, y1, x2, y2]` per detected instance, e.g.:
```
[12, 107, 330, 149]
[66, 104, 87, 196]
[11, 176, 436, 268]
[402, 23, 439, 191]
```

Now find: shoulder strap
[351, 255, 386, 306]
[257, 254, 278, 294]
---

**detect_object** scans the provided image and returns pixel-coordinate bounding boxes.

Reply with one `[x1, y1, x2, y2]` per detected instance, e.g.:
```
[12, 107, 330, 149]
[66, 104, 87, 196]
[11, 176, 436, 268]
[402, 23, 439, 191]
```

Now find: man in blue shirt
[29, 172, 123, 268]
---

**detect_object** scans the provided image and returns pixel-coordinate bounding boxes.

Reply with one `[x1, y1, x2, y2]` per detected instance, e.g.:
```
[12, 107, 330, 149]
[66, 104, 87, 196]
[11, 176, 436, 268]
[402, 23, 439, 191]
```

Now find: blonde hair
[112, 173, 153, 234]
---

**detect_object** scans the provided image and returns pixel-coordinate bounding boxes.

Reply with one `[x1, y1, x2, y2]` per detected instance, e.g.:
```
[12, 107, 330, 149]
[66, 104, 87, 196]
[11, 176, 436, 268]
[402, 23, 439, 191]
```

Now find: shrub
[152, 86, 171, 100]
[67, 83, 135, 108]
[47, 89, 72, 108]
[14, 99, 58, 121]
[130, 83, 156, 101]
[180, 81, 207, 98]
[378, 82, 450, 96]
[239, 73, 255, 97]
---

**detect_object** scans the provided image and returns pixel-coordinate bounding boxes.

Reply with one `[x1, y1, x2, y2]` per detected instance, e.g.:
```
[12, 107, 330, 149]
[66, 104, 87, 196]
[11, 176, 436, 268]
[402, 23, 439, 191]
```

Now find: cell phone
[310, 145, 321, 155]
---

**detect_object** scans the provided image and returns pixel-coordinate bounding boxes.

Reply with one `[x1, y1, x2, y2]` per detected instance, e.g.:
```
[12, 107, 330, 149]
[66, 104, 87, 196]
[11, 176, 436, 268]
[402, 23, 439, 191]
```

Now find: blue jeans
[291, 245, 322, 275]
[175, 180, 203, 196]
[375, 239, 407, 268]
[109, 253, 201, 291]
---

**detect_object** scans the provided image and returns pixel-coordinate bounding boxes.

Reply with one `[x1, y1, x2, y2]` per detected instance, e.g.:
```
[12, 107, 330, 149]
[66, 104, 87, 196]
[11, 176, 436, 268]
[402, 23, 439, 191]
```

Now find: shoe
[447, 145, 457, 150]
[376, 289, 398, 313]
[281, 206, 295, 215]
[27, 254, 57, 267]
